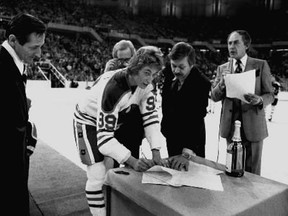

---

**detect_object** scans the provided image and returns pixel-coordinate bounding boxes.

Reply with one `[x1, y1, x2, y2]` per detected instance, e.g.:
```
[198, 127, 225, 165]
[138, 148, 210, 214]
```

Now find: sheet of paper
[142, 161, 224, 191]
[225, 69, 255, 103]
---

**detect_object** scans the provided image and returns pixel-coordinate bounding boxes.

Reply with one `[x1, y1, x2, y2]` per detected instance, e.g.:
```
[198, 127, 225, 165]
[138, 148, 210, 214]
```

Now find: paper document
[142, 161, 224, 191]
[225, 69, 255, 103]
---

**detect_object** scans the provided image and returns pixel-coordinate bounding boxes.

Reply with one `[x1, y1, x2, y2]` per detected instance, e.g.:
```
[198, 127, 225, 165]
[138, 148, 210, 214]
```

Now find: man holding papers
[211, 30, 274, 175]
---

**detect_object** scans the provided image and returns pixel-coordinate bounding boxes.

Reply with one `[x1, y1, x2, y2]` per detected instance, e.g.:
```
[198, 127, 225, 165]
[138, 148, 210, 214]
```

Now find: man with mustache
[161, 42, 211, 171]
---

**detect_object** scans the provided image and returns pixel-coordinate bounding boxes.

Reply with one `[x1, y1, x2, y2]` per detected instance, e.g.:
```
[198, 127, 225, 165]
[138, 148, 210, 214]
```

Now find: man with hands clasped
[211, 30, 274, 175]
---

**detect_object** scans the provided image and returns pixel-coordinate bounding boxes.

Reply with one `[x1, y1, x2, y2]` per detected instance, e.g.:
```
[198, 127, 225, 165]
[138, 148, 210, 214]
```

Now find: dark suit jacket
[1, 45, 30, 214]
[211, 56, 274, 142]
[161, 66, 211, 156]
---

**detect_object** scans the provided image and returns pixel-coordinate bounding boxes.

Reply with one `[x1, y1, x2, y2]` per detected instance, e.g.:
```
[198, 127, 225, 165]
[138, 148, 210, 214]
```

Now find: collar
[2, 40, 25, 75]
[233, 54, 247, 71]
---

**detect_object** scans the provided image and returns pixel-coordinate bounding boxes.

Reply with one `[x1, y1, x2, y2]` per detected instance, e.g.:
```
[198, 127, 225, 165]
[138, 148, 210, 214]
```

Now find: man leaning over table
[211, 30, 274, 175]
[73, 46, 169, 216]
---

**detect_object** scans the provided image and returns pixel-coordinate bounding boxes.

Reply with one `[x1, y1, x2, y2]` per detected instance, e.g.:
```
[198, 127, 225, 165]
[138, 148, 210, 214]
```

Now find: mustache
[174, 73, 181, 77]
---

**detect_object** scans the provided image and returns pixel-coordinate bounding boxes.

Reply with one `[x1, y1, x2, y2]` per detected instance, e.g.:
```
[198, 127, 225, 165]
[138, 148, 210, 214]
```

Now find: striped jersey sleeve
[139, 87, 165, 151]
[96, 71, 132, 164]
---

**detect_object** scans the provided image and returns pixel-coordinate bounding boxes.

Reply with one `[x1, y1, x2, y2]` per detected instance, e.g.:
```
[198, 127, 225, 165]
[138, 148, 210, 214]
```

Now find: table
[104, 156, 288, 216]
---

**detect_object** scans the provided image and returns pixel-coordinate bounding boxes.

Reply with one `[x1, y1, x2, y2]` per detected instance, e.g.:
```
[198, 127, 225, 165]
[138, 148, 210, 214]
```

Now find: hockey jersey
[74, 69, 165, 164]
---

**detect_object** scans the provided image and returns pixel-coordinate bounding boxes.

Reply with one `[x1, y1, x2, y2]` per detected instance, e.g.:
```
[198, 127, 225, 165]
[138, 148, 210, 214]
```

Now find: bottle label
[236, 147, 243, 170]
[225, 152, 232, 172]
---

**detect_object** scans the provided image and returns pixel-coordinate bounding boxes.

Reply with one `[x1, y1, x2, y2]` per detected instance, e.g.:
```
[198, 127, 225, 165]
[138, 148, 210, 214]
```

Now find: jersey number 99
[98, 112, 117, 130]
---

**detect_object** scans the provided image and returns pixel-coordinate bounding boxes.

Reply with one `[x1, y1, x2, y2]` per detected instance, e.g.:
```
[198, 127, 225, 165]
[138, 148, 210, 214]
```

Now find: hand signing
[134, 158, 154, 172]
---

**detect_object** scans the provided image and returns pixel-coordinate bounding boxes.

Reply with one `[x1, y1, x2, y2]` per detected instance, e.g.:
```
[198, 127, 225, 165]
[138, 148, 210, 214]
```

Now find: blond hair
[112, 40, 136, 58]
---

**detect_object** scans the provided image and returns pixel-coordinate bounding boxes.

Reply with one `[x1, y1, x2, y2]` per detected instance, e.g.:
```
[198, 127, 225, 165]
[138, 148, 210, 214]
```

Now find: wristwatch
[182, 148, 196, 160]
[182, 152, 192, 160]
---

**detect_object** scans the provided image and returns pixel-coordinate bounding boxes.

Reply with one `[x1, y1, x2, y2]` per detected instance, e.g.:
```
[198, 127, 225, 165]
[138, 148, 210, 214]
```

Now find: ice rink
[26, 80, 288, 185]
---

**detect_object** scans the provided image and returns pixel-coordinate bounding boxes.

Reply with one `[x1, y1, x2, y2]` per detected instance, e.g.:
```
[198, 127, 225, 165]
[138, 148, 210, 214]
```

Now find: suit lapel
[244, 56, 253, 72]
[1, 46, 23, 81]
[244, 57, 260, 77]
[1, 46, 28, 116]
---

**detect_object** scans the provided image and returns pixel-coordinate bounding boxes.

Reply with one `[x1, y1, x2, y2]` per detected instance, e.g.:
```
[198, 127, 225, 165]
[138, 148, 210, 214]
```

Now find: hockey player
[268, 80, 281, 121]
[73, 46, 168, 216]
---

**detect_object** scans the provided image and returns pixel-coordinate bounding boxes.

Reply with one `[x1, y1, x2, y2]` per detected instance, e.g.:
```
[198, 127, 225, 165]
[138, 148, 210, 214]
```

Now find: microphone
[228, 57, 233, 73]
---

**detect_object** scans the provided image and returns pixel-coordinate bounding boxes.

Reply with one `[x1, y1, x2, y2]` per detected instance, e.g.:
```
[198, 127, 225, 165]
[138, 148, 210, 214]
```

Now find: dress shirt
[233, 54, 248, 73]
[2, 40, 25, 75]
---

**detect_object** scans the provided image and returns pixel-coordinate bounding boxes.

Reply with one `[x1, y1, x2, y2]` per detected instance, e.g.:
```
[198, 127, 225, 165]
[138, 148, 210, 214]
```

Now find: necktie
[235, 59, 242, 73]
[233, 59, 242, 121]
[22, 65, 27, 84]
[172, 79, 180, 92]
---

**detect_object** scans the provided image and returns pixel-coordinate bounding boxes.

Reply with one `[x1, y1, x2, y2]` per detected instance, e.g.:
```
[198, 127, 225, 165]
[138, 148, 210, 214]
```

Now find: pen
[114, 170, 130, 175]
[141, 151, 147, 159]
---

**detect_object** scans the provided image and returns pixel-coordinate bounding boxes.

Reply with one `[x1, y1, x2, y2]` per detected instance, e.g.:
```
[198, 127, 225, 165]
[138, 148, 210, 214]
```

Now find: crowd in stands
[41, 32, 112, 81]
[0, 0, 287, 89]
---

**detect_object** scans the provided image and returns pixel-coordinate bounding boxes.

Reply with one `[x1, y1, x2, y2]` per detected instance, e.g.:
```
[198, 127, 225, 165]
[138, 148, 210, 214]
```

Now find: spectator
[211, 30, 274, 175]
[69, 77, 79, 88]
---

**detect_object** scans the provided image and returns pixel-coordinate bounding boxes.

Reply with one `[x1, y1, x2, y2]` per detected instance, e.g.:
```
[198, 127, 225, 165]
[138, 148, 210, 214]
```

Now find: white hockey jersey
[74, 69, 165, 164]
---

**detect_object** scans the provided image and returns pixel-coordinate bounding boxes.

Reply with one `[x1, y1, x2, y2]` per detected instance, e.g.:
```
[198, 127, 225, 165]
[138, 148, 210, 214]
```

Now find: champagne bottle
[225, 120, 245, 177]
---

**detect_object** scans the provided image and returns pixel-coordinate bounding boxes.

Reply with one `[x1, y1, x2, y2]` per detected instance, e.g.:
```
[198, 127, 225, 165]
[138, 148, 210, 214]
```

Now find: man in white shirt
[211, 30, 274, 175]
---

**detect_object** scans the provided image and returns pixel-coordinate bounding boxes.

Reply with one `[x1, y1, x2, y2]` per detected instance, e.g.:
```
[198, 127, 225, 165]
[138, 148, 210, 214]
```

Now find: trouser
[245, 140, 263, 175]
[73, 108, 144, 215]
[230, 100, 263, 175]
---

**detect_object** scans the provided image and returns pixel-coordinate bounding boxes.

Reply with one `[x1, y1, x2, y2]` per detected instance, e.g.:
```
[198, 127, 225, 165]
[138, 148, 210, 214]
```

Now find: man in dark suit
[161, 42, 211, 171]
[211, 30, 274, 175]
[1, 13, 46, 215]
